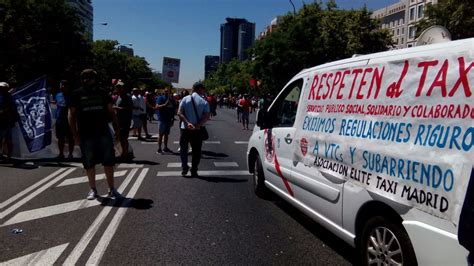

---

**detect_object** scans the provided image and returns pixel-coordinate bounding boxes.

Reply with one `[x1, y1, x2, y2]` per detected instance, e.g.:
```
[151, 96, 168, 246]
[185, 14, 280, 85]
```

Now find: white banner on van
[293, 52, 474, 224]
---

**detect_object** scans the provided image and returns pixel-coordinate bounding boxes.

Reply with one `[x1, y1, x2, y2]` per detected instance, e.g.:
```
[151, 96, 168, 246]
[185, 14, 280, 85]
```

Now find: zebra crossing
[0, 166, 148, 265]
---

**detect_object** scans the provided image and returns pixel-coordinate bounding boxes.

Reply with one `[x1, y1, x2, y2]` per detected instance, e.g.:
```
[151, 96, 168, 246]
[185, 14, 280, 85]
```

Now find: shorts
[56, 121, 73, 140]
[0, 127, 12, 141]
[132, 115, 142, 129]
[159, 121, 172, 135]
[80, 134, 115, 169]
[241, 112, 250, 121]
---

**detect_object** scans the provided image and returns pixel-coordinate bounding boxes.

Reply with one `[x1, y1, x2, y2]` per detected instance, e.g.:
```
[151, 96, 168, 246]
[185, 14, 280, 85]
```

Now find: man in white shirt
[131, 88, 146, 140]
[177, 82, 210, 177]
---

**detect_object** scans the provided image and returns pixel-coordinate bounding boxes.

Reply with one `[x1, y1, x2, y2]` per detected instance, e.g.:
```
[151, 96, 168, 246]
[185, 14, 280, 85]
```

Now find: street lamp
[289, 0, 296, 15]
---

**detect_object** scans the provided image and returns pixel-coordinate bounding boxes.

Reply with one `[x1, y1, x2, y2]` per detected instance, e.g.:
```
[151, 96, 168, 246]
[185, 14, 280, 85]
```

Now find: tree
[0, 0, 90, 87]
[90, 40, 170, 90]
[416, 0, 474, 40]
[250, 2, 392, 95]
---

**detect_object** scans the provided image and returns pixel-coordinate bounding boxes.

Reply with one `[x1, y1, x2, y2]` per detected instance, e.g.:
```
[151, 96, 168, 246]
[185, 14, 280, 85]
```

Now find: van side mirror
[256, 109, 269, 129]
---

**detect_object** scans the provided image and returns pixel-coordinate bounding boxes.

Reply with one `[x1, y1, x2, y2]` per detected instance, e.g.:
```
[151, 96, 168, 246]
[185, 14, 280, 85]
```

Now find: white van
[247, 38, 473, 265]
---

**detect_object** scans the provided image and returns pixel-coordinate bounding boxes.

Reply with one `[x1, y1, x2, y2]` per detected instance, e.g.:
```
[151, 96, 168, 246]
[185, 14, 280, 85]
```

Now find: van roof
[296, 37, 474, 77]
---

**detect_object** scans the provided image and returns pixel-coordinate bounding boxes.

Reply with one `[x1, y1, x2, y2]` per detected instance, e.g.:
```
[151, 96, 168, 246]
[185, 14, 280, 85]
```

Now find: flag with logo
[12, 77, 52, 152]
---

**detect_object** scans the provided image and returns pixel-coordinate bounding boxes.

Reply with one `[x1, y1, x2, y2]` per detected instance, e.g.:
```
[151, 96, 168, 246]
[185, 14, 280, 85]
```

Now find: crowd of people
[0, 69, 272, 200]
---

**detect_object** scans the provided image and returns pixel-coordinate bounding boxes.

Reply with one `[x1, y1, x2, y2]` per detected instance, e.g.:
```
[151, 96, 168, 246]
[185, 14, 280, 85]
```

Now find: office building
[371, 0, 438, 49]
[66, 0, 93, 39]
[258, 16, 282, 40]
[205, 56, 220, 79]
[118, 45, 134, 56]
[220, 18, 255, 63]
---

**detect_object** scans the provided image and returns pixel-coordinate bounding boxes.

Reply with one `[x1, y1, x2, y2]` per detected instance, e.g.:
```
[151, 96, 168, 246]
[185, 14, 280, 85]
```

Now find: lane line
[0, 243, 69, 265]
[157, 170, 249, 177]
[204, 141, 221, 144]
[172, 141, 221, 144]
[117, 163, 144, 168]
[214, 162, 239, 167]
[234, 141, 248, 144]
[57, 170, 127, 187]
[0, 168, 76, 220]
[0, 168, 66, 210]
[2, 199, 102, 226]
[87, 168, 149, 264]
[63, 168, 138, 265]
[167, 163, 190, 168]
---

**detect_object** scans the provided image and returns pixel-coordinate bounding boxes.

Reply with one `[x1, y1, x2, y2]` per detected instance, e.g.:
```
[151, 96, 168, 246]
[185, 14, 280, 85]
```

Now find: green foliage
[0, 0, 90, 87]
[416, 0, 474, 40]
[204, 2, 392, 96]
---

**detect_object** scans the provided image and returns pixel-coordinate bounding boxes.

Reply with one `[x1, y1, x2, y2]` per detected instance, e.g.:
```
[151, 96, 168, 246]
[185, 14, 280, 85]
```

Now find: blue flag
[12, 77, 52, 152]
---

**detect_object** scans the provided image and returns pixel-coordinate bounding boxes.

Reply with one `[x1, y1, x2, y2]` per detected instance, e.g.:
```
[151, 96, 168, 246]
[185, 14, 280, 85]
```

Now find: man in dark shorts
[155, 87, 175, 153]
[113, 81, 133, 160]
[69, 69, 122, 200]
[55, 80, 75, 160]
[0, 82, 17, 162]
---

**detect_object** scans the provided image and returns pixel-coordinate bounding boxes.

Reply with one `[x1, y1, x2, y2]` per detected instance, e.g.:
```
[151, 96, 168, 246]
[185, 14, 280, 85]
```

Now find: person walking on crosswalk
[177, 82, 210, 177]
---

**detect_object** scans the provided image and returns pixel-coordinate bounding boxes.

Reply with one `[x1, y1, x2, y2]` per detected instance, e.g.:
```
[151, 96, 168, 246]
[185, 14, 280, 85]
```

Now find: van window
[271, 79, 303, 127]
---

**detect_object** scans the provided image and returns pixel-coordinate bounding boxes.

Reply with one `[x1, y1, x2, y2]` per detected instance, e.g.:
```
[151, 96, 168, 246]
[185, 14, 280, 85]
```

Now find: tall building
[205, 56, 220, 79]
[258, 16, 282, 40]
[220, 18, 255, 63]
[118, 45, 134, 56]
[371, 0, 438, 49]
[66, 0, 93, 39]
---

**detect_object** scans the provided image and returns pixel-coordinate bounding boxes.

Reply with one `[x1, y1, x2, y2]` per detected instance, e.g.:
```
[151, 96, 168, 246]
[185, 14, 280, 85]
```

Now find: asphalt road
[0, 107, 354, 265]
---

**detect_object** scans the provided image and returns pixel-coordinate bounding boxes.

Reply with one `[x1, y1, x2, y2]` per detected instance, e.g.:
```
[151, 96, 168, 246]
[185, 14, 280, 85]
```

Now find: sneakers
[156, 148, 163, 154]
[190, 170, 199, 177]
[108, 188, 123, 199]
[181, 166, 189, 176]
[163, 147, 173, 153]
[87, 189, 97, 200]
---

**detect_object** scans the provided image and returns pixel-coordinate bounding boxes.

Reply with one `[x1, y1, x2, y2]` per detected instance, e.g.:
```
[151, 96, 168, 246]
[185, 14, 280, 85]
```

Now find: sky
[93, 0, 399, 88]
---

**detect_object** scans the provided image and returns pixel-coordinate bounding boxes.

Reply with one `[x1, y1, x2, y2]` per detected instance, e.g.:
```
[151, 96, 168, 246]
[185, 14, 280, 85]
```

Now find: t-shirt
[115, 93, 133, 126]
[69, 86, 112, 137]
[156, 95, 175, 123]
[239, 98, 252, 113]
[55, 92, 69, 124]
[132, 94, 146, 116]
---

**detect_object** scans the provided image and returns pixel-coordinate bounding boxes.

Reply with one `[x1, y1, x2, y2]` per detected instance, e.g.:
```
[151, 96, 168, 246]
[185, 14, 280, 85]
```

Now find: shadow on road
[97, 197, 154, 210]
[201, 150, 229, 158]
[260, 190, 357, 264]
[0, 157, 159, 169]
[193, 175, 248, 183]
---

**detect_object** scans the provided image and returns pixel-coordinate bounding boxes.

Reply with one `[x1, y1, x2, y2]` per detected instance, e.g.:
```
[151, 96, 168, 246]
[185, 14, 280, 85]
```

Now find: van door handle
[284, 134, 293, 144]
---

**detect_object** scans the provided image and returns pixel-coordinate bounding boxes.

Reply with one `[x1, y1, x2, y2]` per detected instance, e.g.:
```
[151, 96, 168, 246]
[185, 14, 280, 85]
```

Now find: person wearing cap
[154, 87, 176, 154]
[177, 82, 210, 177]
[68, 69, 122, 200]
[113, 81, 133, 160]
[0, 82, 17, 162]
[54, 80, 75, 160]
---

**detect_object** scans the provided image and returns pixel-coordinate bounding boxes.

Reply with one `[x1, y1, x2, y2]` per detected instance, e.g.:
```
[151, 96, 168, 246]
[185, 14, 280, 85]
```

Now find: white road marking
[63, 168, 138, 265]
[167, 163, 190, 168]
[0, 168, 66, 210]
[214, 162, 239, 167]
[57, 170, 128, 187]
[234, 141, 248, 144]
[204, 141, 221, 144]
[172, 141, 221, 144]
[67, 162, 83, 168]
[2, 199, 101, 226]
[87, 168, 149, 264]
[0, 243, 69, 265]
[140, 142, 157, 144]
[0, 168, 76, 220]
[157, 170, 249, 177]
[117, 163, 144, 168]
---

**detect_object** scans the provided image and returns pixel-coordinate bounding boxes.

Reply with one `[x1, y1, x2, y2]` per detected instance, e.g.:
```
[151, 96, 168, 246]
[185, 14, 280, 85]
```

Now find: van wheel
[253, 156, 267, 197]
[359, 216, 417, 266]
